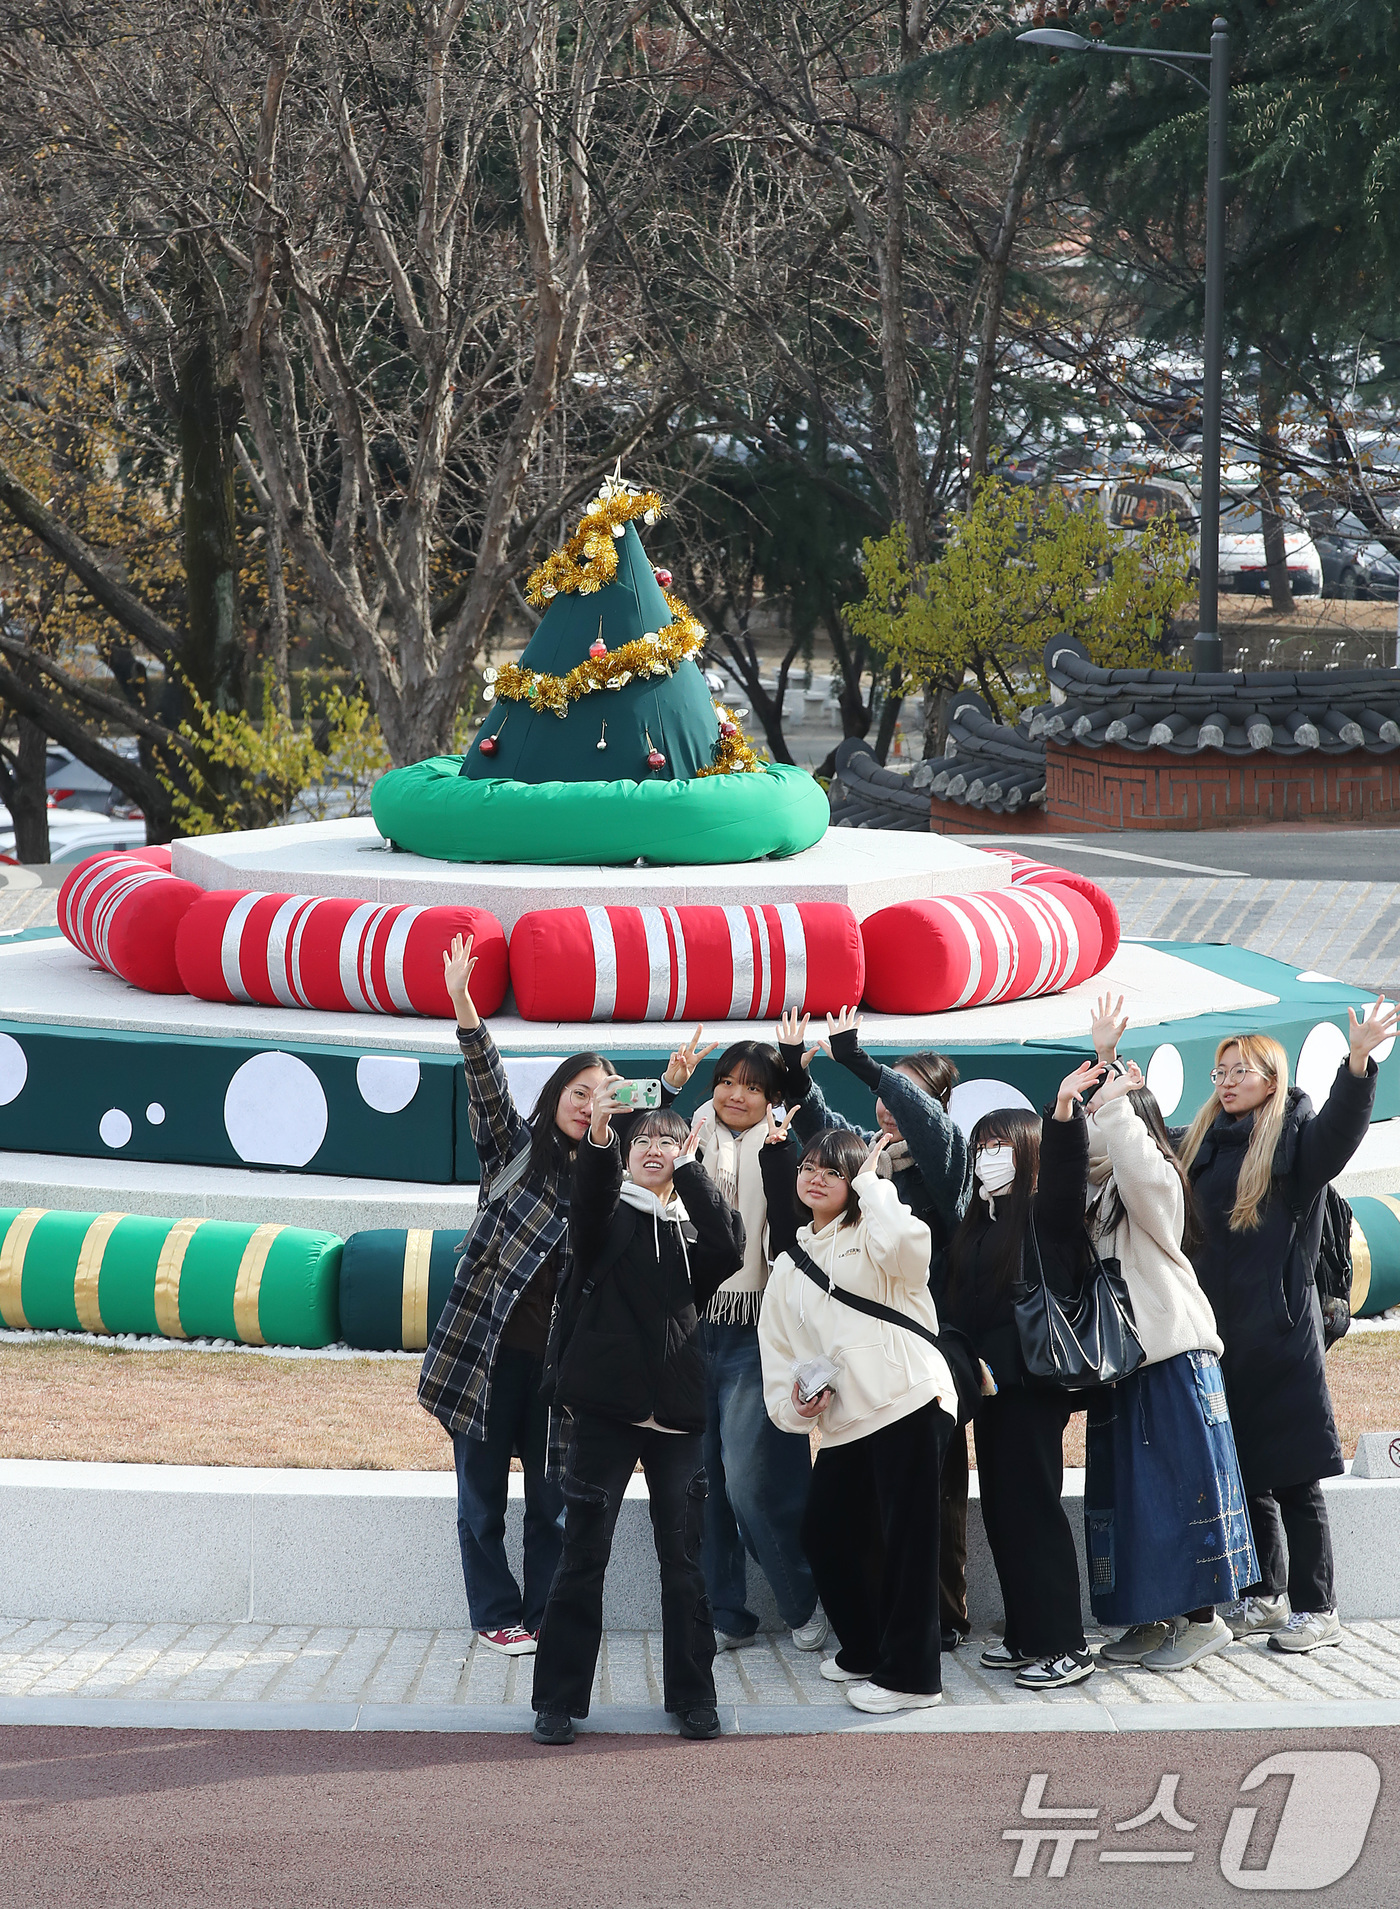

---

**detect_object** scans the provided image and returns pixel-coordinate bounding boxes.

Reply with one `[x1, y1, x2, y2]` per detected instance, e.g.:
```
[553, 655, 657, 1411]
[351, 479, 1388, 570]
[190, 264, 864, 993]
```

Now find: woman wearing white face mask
[944, 1061, 1103, 1690]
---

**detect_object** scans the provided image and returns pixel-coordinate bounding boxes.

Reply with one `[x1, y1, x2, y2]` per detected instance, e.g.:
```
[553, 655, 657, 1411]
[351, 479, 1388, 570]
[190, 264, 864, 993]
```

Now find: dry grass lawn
[2, 1331, 1398, 1472]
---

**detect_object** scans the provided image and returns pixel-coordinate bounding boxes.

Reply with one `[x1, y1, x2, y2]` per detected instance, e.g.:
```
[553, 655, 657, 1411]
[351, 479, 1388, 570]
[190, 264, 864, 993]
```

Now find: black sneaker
[677, 1705, 722, 1740]
[941, 1626, 967, 1653]
[531, 1710, 575, 1745]
[1015, 1649, 1095, 1690]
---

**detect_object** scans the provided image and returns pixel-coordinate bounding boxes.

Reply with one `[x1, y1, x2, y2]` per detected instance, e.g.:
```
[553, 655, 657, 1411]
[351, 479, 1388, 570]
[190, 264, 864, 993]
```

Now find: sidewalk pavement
[6, 1616, 1400, 1737]
[1105, 876, 1400, 1001]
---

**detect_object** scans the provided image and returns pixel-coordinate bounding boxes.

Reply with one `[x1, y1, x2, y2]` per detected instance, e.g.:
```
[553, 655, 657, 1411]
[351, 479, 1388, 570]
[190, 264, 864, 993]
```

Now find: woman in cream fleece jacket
[1083, 1053, 1258, 1674]
[757, 1123, 958, 1713]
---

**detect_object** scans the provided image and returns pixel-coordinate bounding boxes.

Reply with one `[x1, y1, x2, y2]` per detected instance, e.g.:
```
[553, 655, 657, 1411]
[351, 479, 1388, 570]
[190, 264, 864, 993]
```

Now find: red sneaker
[476, 1626, 537, 1656]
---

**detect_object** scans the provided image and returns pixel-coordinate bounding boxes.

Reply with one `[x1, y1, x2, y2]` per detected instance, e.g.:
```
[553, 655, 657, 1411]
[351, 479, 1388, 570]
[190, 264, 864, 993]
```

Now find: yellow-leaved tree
[847, 479, 1193, 754]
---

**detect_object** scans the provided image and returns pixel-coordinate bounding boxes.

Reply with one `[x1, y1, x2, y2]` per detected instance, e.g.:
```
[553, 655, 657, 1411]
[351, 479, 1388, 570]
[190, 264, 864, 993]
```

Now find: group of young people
[419, 931, 1396, 1742]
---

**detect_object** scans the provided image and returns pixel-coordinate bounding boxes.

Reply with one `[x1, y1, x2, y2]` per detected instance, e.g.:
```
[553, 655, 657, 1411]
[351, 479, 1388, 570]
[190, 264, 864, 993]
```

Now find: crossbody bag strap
[454, 1136, 534, 1254]
[792, 1245, 942, 1352]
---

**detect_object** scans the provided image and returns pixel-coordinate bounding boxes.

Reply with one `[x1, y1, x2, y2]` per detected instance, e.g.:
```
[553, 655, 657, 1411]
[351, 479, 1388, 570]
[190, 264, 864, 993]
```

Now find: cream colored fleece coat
[758, 1171, 957, 1446]
[688, 1102, 771, 1324]
[1088, 1097, 1222, 1364]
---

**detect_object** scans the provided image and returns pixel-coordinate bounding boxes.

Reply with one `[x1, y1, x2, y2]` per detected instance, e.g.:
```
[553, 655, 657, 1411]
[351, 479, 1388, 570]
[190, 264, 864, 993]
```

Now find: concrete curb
[5, 1458, 1399, 1633]
[7, 1694, 1400, 1737]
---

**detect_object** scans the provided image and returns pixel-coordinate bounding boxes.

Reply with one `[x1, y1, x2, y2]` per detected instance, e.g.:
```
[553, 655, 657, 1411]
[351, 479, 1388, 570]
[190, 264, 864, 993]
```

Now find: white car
[0, 807, 152, 867]
[1099, 479, 1323, 596]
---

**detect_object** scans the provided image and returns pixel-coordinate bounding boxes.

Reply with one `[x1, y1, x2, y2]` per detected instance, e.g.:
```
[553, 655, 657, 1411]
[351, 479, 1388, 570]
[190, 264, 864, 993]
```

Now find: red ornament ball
[647, 749, 666, 770]
[719, 720, 738, 739]
[479, 734, 498, 757]
[589, 638, 607, 659]
[653, 567, 673, 588]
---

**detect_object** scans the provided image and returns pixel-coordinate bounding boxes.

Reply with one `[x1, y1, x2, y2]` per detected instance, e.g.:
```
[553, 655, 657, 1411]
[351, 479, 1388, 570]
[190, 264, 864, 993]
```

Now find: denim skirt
[1084, 1349, 1259, 1625]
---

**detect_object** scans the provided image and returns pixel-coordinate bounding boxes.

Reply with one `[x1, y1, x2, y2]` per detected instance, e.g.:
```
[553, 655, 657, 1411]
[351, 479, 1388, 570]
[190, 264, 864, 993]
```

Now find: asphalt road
[967, 829, 1400, 883]
[3, 1724, 1399, 1909]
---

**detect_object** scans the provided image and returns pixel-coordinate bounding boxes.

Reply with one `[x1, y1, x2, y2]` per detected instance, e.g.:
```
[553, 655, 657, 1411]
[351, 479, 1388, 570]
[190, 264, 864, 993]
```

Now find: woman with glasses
[756, 1121, 960, 1714]
[776, 1007, 974, 1652]
[1177, 1001, 1397, 1655]
[530, 1095, 746, 1745]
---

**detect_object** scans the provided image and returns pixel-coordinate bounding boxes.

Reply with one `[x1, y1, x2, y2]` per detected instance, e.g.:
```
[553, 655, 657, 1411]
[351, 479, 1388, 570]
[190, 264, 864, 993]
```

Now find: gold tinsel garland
[495, 481, 764, 773]
[524, 484, 666, 607]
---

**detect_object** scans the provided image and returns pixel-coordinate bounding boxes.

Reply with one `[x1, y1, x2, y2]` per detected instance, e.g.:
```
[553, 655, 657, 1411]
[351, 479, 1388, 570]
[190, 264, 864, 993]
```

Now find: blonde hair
[1178, 1034, 1290, 1233]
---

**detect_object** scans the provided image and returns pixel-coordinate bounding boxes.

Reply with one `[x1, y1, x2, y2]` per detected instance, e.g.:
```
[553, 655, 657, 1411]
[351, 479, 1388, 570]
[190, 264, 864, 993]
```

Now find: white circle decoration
[145, 1103, 167, 1126]
[0, 1032, 28, 1107]
[1145, 1043, 1185, 1117]
[99, 1108, 133, 1149]
[356, 1055, 422, 1115]
[948, 1078, 1036, 1140]
[1295, 1021, 1350, 1109]
[502, 1056, 566, 1119]
[223, 1052, 329, 1168]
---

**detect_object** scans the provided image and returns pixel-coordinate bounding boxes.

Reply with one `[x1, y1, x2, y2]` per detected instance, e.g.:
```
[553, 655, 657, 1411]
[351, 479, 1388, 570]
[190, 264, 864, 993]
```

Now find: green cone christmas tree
[371, 478, 828, 865]
[462, 483, 753, 785]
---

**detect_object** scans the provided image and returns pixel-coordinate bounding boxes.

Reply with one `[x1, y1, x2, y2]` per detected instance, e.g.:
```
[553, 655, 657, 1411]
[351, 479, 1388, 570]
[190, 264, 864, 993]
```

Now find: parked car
[0, 806, 150, 866]
[1099, 479, 1323, 595]
[45, 746, 141, 817]
[1305, 509, 1400, 600]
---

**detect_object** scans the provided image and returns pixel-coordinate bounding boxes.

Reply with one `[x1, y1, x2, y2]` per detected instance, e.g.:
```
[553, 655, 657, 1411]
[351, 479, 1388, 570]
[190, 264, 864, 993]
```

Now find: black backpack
[1314, 1185, 1355, 1349]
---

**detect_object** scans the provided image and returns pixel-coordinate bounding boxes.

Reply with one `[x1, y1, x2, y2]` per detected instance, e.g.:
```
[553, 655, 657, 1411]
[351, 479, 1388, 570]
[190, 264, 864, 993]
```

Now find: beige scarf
[688, 1101, 772, 1325]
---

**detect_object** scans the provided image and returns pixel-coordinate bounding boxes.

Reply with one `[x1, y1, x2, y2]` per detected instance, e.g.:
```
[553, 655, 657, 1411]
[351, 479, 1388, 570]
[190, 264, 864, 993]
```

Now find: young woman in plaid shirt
[419, 934, 616, 1657]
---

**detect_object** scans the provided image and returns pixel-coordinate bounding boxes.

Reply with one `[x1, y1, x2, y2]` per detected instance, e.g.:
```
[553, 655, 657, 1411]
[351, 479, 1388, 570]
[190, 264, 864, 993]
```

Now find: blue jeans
[701, 1318, 817, 1635]
[452, 1344, 564, 1632]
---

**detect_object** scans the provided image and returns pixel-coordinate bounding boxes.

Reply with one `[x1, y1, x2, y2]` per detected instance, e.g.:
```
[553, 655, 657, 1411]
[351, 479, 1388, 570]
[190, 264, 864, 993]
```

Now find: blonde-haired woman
[1179, 1001, 1396, 1654]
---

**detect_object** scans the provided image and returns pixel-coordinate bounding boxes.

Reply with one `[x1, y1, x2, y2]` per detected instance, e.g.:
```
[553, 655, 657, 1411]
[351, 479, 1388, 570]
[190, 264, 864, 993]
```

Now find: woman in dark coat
[530, 1093, 746, 1745]
[944, 1059, 1104, 1691]
[777, 1006, 974, 1648]
[1178, 1000, 1396, 1655]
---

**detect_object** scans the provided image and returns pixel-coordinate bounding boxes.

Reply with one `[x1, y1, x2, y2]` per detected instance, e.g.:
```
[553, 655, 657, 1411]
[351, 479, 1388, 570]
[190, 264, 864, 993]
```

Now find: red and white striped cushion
[509, 902, 864, 1023]
[860, 883, 1103, 1014]
[985, 850, 1121, 966]
[57, 851, 202, 994]
[175, 891, 508, 1017]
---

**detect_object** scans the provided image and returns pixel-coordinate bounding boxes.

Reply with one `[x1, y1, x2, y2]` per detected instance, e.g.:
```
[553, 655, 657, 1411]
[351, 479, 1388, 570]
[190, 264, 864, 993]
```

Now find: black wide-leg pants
[801, 1400, 954, 1696]
[976, 1384, 1086, 1659]
[532, 1411, 716, 1718]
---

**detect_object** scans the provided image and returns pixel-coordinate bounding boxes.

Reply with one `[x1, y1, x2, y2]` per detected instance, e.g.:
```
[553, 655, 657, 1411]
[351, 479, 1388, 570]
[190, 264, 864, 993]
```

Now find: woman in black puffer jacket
[1178, 1000, 1395, 1656]
[531, 1091, 745, 1746]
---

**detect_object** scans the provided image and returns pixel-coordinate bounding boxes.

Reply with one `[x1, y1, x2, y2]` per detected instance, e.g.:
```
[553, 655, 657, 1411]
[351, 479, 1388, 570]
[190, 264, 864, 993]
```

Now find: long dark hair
[1094, 1087, 1200, 1252]
[947, 1108, 1042, 1303]
[796, 1128, 867, 1229]
[526, 1050, 612, 1182]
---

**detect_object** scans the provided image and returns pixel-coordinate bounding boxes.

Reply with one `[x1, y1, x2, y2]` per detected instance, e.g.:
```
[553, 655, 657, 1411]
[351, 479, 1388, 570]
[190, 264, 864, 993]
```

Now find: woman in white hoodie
[1082, 1037, 1258, 1675]
[757, 1121, 960, 1714]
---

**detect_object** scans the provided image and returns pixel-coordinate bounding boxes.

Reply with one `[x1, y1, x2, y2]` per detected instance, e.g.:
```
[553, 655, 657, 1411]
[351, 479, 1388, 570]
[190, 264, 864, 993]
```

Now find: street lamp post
[1017, 16, 1230, 676]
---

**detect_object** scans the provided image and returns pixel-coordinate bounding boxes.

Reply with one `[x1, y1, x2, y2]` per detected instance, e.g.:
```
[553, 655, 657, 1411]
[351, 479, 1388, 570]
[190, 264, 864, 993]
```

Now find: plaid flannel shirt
[418, 1024, 572, 1465]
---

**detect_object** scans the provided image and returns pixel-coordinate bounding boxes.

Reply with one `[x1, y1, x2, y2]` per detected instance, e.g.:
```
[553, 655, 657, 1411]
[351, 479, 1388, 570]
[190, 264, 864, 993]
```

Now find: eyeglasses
[1210, 1064, 1263, 1087]
[633, 1137, 682, 1153]
[796, 1164, 848, 1182]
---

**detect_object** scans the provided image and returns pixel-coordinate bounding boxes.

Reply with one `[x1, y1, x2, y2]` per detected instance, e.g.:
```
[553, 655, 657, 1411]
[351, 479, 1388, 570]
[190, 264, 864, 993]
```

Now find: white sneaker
[845, 1680, 943, 1713]
[1220, 1594, 1290, 1639]
[791, 1611, 830, 1652]
[819, 1657, 868, 1683]
[1141, 1615, 1233, 1672]
[1268, 1608, 1344, 1654]
[715, 1630, 757, 1652]
[1098, 1621, 1174, 1667]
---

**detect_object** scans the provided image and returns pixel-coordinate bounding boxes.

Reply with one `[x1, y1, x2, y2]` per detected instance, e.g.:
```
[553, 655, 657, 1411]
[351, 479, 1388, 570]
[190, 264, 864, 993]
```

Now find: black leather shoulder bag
[1011, 1221, 1145, 1391]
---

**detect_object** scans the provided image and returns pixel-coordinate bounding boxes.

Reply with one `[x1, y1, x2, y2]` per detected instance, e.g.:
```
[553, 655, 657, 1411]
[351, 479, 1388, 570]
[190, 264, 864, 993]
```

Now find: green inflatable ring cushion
[371, 757, 830, 866]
